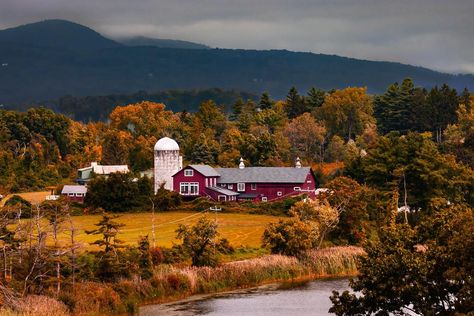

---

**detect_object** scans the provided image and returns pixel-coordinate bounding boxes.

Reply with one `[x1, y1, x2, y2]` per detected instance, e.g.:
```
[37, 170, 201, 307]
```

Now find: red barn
[172, 163, 316, 202]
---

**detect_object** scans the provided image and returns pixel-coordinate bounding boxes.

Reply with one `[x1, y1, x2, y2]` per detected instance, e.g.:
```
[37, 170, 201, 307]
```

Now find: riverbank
[140, 277, 351, 316]
[1, 246, 364, 315]
[141, 246, 363, 307]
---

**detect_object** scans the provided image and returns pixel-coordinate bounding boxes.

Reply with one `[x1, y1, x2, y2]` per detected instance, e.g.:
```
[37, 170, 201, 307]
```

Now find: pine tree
[86, 213, 125, 281]
[285, 87, 306, 119]
[258, 92, 274, 110]
[306, 87, 325, 110]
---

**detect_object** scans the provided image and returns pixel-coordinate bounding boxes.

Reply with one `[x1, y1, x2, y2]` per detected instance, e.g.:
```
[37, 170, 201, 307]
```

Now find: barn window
[228, 184, 233, 190]
[237, 183, 245, 192]
[180, 182, 199, 195]
[262, 197, 268, 202]
[184, 169, 193, 177]
[307, 180, 312, 183]
[251, 183, 257, 190]
[277, 191, 282, 196]
[294, 187, 301, 191]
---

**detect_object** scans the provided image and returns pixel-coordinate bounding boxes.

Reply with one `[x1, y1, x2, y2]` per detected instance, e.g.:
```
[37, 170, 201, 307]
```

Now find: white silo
[154, 137, 182, 192]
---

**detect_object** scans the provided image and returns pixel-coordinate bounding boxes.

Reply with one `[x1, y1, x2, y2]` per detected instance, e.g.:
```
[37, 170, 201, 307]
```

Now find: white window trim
[184, 169, 194, 177]
[218, 195, 227, 201]
[228, 184, 233, 190]
[205, 178, 209, 187]
[277, 191, 282, 196]
[237, 183, 245, 192]
[180, 182, 199, 195]
[294, 187, 301, 191]
[262, 196, 268, 202]
[251, 183, 257, 190]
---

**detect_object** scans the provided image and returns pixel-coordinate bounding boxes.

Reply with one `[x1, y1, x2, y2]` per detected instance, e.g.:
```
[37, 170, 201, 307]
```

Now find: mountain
[118, 36, 210, 49]
[0, 19, 121, 51]
[0, 20, 473, 107]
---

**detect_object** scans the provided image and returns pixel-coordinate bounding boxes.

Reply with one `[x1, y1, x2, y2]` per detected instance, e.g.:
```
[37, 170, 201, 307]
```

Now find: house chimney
[239, 157, 245, 169]
[295, 157, 301, 168]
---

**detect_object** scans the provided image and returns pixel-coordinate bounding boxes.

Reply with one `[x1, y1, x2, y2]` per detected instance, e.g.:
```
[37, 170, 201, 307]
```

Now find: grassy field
[57, 211, 280, 250]
[0, 191, 50, 207]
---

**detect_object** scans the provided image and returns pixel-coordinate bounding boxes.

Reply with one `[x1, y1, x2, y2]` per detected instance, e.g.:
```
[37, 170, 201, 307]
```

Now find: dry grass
[60, 211, 281, 249]
[150, 246, 364, 297]
[0, 295, 69, 316]
[0, 191, 50, 207]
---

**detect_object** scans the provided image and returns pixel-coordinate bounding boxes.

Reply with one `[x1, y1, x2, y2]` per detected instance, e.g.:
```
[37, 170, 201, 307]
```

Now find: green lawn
[61, 211, 280, 250]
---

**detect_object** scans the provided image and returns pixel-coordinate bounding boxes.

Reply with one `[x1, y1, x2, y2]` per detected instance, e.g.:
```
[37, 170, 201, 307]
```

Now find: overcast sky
[1, 0, 473, 74]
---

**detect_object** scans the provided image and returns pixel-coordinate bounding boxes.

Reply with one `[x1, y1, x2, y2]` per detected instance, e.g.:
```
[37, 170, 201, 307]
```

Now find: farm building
[76, 162, 129, 184]
[61, 185, 88, 203]
[154, 137, 317, 202]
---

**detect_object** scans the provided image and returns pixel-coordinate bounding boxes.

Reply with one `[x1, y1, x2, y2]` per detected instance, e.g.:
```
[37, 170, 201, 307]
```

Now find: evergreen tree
[285, 87, 307, 119]
[190, 135, 217, 164]
[258, 92, 274, 110]
[86, 213, 125, 281]
[427, 84, 459, 142]
[460, 87, 471, 111]
[230, 98, 244, 121]
[137, 236, 153, 279]
[306, 87, 325, 110]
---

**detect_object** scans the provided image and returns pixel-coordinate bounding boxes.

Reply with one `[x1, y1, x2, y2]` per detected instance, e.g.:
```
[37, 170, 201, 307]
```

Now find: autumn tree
[175, 216, 221, 267]
[330, 204, 474, 315]
[284, 113, 326, 163]
[262, 217, 319, 257]
[109, 101, 179, 138]
[316, 87, 374, 141]
[101, 130, 133, 165]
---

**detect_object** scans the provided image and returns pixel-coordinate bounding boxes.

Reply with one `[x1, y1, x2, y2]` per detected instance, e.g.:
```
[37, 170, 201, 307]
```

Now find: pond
[140, 278, 350, 315]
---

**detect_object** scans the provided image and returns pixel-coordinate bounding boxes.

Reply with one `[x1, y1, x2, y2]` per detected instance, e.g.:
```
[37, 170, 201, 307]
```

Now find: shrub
[150, 247, 165, 265]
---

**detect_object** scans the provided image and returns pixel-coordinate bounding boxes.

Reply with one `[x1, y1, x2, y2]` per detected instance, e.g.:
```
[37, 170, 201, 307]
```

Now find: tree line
[1, 79, 472, 195]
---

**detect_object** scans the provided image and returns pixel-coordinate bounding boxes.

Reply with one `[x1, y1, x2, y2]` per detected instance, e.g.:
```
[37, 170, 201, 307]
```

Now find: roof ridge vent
[239, 157, 245, 169]
[295, 157, 302, 168]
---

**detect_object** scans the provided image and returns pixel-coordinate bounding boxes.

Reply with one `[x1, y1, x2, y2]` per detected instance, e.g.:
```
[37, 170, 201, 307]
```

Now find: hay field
[61, 211, 280, 249]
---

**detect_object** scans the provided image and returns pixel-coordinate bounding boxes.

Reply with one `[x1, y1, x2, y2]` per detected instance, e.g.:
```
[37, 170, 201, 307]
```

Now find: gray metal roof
[189, 165, 220, 177]
[215, 167, 311, 184]
[207, 186, 240, 196]
[61, 185, 87, 194]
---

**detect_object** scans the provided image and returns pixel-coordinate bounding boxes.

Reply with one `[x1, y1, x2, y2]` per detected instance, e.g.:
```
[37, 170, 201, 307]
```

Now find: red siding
[219, 170, 317, 202]
[61, 194, 85, 203]
[173, 166, 317, 202]
[173, 166, 218, 198]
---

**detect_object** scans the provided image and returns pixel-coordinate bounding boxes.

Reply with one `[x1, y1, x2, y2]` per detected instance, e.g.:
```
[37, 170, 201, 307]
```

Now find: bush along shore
[0, 246, 364, 315]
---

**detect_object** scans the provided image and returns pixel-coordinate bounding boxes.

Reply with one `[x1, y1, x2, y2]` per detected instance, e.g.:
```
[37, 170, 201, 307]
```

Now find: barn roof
[215, 167, 311, 184]
[207, 186, 240, 196]
[61, 185, 87, 194]
[188, 165, 220, 177]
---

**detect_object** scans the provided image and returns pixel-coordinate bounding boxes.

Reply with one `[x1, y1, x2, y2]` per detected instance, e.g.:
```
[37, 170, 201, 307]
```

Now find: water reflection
[140, 278, 350, 316]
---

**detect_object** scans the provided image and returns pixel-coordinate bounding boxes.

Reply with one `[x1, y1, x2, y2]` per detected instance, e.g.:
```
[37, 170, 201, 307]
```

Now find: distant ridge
[0, 19, 121, 50]
[118, 36, 210, 49]
[0, 19, 472, 106]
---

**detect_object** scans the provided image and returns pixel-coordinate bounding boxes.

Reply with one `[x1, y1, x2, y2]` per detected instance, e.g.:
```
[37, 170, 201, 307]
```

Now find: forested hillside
[32, 89, 257, 121]
[0, 20, 473, 107]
